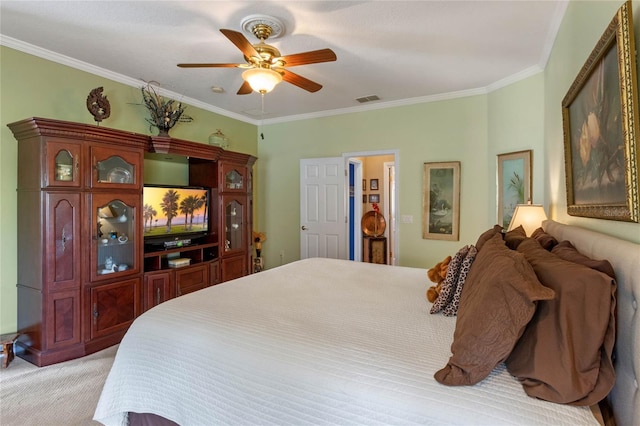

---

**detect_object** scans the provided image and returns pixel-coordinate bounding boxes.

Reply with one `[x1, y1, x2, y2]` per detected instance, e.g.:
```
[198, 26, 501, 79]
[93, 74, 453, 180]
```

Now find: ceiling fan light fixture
[242, 67, 283, 94]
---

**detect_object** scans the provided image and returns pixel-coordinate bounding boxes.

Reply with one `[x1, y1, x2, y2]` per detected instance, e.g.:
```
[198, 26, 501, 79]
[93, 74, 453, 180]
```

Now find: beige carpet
[0, 345, 118, 426]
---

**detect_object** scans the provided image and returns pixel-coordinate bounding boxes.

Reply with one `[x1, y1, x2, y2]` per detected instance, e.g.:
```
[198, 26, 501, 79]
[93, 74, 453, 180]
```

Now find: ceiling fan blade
[177, 63, 242, 68]
[279, 49, 337, 67]
[237, 80, 253, 95]
[220, 29, 261, 59]
[281, 70, 323, 93]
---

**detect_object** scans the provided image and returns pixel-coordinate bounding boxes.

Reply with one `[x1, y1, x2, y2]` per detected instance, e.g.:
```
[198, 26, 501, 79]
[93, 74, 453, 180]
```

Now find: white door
[300, 157, 347, 259]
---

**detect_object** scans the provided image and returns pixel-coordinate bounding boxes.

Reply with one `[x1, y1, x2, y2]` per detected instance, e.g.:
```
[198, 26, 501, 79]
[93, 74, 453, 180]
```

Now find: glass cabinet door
[46, 140, 81, 188]
[223, 196, 244, 253]
[91, 193, 139, 281]
[221, 163, 246, 192]
[91, 146, 142, 189]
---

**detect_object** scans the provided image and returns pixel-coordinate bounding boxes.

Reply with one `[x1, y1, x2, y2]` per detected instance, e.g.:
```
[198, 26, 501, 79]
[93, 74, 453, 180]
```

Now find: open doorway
[344, 150, 398, 266]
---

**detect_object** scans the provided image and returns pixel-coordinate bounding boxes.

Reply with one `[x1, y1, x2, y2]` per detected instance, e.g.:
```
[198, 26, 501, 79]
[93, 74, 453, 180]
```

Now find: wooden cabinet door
[88, 145, 142, 190]
[219, 162, 247, 193]
[45, 192, 81, 292]
[143, 271, 172, 311]
[175, 264, 208, 296]
[89, 192, 142, 282]
[246, 195, 254, 274]
[209, 260, 220, 285]
[45, 289, 81, 349]
[221, 195, 246, 255]
[221, 254, 247, 282]
[45, 140, 82, 188]
[89, 278, 140, 340]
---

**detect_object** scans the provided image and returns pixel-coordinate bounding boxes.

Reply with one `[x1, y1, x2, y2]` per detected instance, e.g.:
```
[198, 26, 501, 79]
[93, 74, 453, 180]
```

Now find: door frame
[383, 161, 396, 265]
[343, 149, 399, 266]
[349, 158, 363, 261]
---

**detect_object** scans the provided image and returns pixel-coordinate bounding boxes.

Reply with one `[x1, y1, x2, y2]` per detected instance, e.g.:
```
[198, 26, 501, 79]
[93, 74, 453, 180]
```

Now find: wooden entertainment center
[8, 117, 256, 366]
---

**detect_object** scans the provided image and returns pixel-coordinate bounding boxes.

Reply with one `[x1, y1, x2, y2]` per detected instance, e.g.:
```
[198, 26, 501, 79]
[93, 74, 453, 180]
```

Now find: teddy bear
[426, 255, 451, 302]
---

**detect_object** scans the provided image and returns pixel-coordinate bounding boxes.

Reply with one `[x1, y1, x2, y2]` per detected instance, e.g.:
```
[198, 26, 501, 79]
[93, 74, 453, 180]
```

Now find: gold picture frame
[422, 161, 460, 241]
[561, 0, 639, 222]
[497, 150, 532, 229]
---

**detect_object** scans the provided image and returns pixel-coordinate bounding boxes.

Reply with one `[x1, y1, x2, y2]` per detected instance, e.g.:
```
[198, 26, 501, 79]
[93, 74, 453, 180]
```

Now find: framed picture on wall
[370, 179, 379, 190]
[422, 161, 460, 241]
[561, 0, 639, 222]
[363, 194, 367, 203]
[362, 179, 366, 191]
[368, 194, 380, 203]
[497, 150, 532, 229]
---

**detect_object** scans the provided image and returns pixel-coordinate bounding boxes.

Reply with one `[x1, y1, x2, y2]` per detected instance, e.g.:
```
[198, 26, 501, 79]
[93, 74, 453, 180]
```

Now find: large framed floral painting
[561, 0, 639, 222]
[422, 161, 460, 241]
[497, 150, 532, 229]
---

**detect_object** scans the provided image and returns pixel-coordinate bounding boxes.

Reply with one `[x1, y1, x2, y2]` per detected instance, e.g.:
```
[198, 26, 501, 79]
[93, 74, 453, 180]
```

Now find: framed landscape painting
[497, 150, 532, 229]
[561, 0, 639, 222]
[422, 161, 460, 241]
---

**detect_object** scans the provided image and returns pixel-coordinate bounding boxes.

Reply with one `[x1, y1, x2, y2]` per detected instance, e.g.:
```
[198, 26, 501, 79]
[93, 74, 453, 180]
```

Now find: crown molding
[0, 35, 260, 125]
[1, 31, 555, 127]
[539, 0, 569, 69]
[260, 87, 489, 125]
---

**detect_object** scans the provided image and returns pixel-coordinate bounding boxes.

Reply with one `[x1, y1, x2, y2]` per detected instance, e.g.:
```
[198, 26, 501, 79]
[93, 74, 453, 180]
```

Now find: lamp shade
[242, 68, 283, 94]
[507, 204, 548, 236]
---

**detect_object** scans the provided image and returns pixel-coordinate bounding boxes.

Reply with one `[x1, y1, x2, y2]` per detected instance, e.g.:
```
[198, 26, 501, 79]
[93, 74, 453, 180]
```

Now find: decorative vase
[157, 129, 170, 137]
[209, 129, 230, 148]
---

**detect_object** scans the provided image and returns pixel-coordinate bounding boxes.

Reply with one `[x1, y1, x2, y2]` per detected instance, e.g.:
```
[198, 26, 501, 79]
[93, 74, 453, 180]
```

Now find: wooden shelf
[144, 242, 218, 272]
[149, 136, 222, 161]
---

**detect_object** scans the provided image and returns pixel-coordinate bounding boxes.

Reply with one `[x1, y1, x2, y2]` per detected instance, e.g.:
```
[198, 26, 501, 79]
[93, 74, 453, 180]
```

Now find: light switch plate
[401, 215, 413, 224]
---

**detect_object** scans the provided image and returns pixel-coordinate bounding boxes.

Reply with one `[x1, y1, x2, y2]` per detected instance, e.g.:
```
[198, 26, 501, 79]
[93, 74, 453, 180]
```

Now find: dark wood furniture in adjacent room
[363, 236, 387, 264]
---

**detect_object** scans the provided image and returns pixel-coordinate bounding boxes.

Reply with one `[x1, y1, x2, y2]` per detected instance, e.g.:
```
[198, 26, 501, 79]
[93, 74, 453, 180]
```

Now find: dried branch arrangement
[140, 82, 192, 136]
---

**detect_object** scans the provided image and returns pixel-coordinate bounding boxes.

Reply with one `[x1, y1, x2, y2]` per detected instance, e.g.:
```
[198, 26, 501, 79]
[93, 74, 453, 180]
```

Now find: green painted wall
[255, 0, 640, 272]
[2, 0, 639, 334]
[257, 96, 492, 270]
[0, 47, 257, 333]
[544, 0, 640, 242]
[488, 73, 546, 217]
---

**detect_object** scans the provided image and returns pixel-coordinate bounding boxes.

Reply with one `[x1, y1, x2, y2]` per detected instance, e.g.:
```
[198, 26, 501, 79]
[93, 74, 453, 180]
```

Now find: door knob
[301, 226, 308, 230]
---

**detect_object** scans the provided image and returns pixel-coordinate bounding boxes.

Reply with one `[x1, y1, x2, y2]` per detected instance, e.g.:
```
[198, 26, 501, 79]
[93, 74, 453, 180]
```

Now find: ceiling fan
[177, 16, 337, 95]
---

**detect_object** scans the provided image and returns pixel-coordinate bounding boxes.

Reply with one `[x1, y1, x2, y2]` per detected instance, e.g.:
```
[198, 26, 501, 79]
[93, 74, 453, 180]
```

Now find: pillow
[531, 227, 558, 250]
[507, 239, 616, 406]
[504, 225, 527, 250]
[442, 245, 477, 317]
[475, 224, 503, 252]
[434, 233, 555, 386]
[551, 240, 616, 279]
[430, 246, 469, 314]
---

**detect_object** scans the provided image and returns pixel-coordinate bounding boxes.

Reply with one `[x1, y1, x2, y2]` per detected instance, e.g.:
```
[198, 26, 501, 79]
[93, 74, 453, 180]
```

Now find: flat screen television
[143, 185, 210, 245]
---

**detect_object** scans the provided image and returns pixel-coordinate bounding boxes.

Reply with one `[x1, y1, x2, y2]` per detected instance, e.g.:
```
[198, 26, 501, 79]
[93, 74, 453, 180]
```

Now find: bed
[94, 220, 639, 425]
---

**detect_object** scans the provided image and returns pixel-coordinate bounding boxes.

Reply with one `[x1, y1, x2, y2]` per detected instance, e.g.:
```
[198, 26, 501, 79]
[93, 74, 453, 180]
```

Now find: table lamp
[507, 204, 548, 237]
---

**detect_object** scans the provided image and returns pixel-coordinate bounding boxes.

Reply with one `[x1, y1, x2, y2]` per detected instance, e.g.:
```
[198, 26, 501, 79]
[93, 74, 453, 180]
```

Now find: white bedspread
[94, 258, 597, 425]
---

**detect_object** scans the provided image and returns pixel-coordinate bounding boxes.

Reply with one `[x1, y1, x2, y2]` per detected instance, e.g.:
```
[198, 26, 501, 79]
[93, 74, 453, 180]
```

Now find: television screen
[143, 185, 209, 239]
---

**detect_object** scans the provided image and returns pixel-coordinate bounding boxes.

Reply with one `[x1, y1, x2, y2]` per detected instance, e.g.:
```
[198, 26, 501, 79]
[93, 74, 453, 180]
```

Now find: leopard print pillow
[443, 245, 478, 317]
[430, 245, 469, 314]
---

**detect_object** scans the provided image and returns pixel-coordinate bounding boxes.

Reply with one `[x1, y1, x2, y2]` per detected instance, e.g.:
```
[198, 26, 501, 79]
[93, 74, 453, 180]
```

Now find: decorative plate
[107, 167, 132, 183]
[361, 211, 386, 236]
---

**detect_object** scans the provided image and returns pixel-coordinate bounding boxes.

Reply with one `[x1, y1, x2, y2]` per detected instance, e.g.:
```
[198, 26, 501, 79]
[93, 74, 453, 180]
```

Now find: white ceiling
[0, 1, 567, 124]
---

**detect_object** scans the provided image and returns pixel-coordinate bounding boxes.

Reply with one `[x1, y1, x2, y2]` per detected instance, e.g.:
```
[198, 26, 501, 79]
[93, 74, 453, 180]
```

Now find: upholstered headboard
[543, 220, 639, 426]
